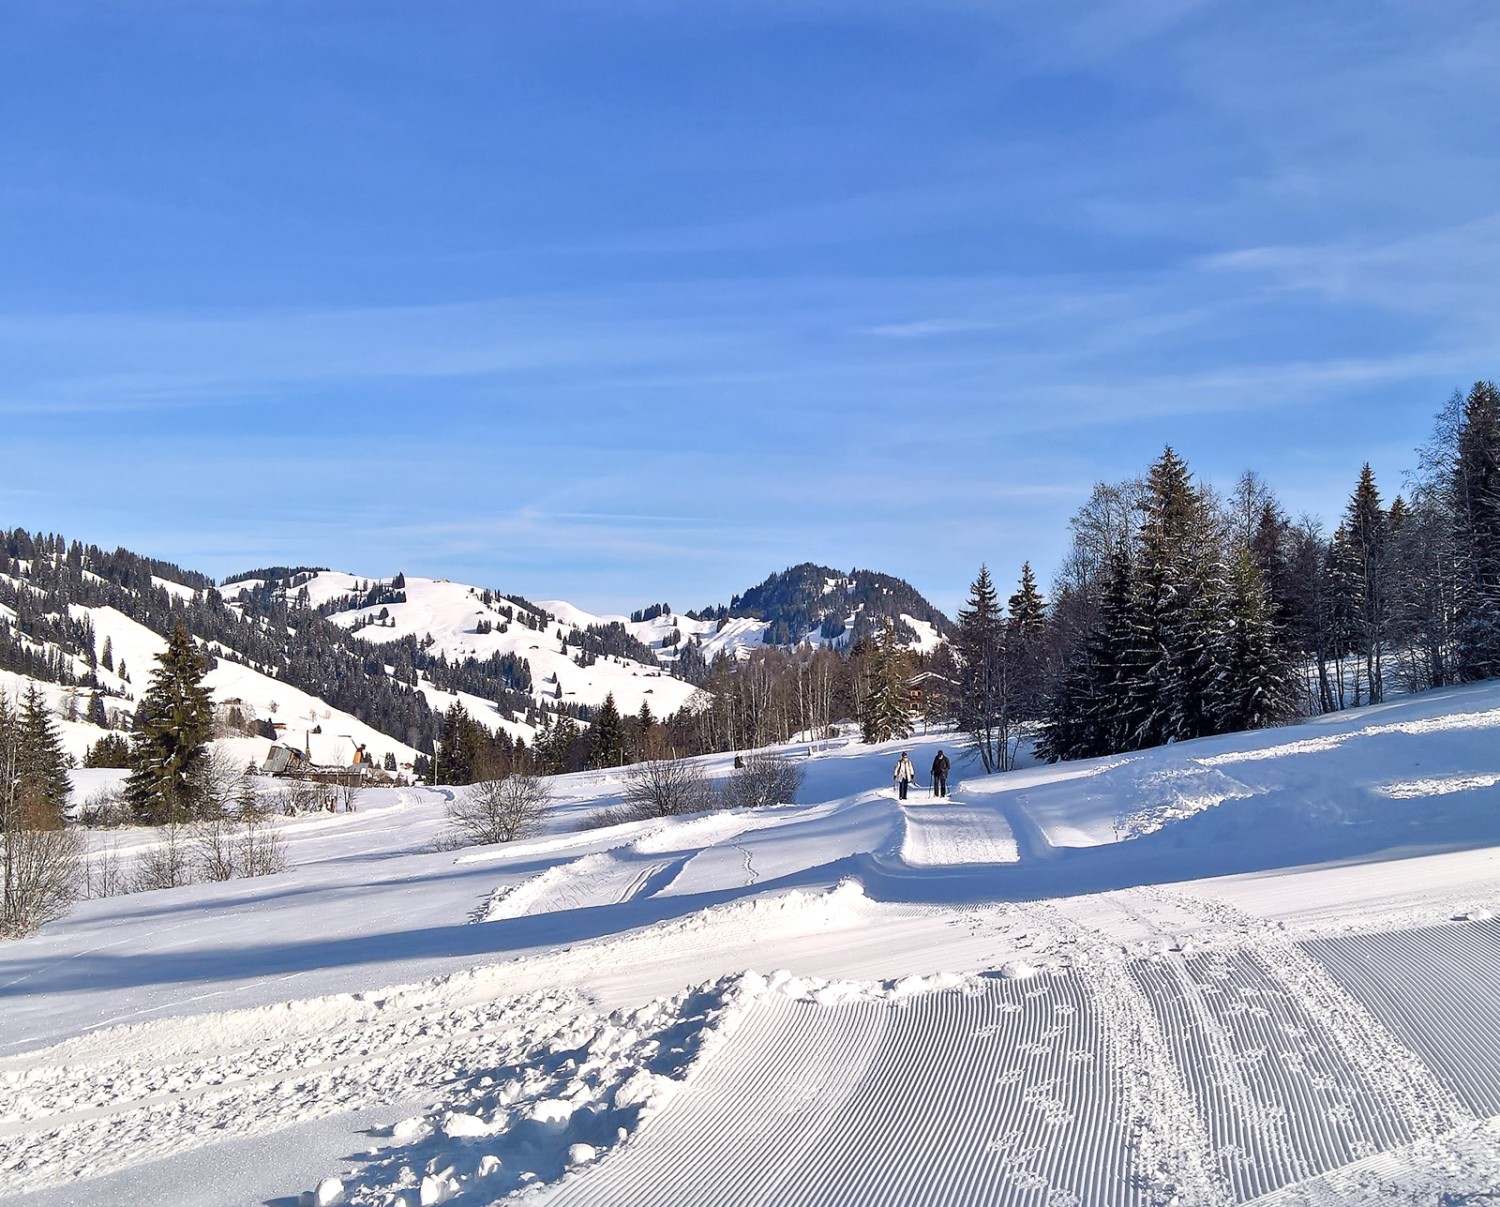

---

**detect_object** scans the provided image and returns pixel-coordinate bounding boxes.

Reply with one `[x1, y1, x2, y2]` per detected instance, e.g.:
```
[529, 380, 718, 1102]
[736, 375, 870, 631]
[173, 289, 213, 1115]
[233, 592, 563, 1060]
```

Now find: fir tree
[588, 693, 625, 769]
[1006, 563, 1046, 635]
[17, 685, 71, 826]
[955, 566, 1006, 771]
[1039, 544, 1136, 762]
[1123, 447, 1221, 748]
[1454, 381, 1500, 679]
[435, 700, 480, 785]
[124, 621, 214, 824]
[1210, 548, 1297, 732]
[1334, 464, 1390, 703]
[859, 620, 912, 743]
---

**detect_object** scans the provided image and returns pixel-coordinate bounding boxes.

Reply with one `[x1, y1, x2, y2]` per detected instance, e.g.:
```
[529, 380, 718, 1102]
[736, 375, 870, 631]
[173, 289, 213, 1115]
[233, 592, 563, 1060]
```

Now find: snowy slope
[12, 687, 1500, 1203]
[82, 604, 419, 770]
[230, 572, 699, 726]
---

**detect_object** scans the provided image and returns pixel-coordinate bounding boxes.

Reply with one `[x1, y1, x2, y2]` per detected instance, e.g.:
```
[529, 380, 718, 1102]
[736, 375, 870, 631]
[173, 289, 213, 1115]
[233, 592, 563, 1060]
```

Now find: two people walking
[893, 749, 951, 801]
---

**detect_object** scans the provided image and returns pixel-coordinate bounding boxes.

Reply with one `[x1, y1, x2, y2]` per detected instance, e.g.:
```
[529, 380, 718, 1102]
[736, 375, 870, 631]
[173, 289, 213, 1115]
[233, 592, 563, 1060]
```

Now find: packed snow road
[11, 686, 1500, 1203]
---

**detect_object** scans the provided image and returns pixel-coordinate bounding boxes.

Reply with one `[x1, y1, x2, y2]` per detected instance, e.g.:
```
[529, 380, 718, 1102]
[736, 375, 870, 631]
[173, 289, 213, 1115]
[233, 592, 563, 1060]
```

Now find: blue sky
[2, 1, 1497, 614]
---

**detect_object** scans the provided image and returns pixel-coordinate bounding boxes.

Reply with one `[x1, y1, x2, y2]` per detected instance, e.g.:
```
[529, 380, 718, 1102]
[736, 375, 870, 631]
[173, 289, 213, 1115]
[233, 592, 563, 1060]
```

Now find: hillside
[695, 562, 952, 649]
[10, 685, 1500, 1202]
[227, 569, 699, 739]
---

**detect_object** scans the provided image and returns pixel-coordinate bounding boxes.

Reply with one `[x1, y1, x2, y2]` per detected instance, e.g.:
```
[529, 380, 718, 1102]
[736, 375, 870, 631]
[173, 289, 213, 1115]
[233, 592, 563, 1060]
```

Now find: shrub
[0, 827, 82, 937]
[620, 757, 716, 819]
[444, 774, 552, 846]
[720, 751, 803, 810]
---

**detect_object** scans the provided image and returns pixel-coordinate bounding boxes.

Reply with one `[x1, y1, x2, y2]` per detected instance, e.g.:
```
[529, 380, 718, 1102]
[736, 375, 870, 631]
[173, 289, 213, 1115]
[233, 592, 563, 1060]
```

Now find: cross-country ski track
[12, 685, 1500, 1203]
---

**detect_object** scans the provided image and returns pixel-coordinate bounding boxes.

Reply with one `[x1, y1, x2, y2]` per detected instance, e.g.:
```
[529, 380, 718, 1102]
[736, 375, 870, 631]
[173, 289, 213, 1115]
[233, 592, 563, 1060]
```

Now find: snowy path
[536, 975, 1149, 1207]
[900, 799, 1020, 866]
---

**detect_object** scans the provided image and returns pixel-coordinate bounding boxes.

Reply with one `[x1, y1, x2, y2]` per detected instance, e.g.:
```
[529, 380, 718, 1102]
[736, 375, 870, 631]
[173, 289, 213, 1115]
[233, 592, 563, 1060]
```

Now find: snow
[239, 572, 702, 726]
[81, 604, 418, 770]
[12, 684, 1500, 1203]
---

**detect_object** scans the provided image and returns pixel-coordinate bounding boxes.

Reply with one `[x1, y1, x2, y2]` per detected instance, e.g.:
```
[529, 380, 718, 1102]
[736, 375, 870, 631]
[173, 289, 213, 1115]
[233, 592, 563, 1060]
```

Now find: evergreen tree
[955, 566, 1006, 771]
[1210, 548, 1297, 732]
[87, 690, 107, 729]
[1039, 544, 1136, 762]
[1122, 447, 1223, 748]
[100, 635, 113, 672]
[1006, 563, 1046, 635]
[1333, 464, 1390, 703]
[434, 700, 480, 785]
[124, 621, 214, 824]
[1454, 381, 1500, 679]
[84, 733, 133, 769]
[859, 620, 912, 743]
[17, 685, 71, 825]
[588, 693, 626, 769]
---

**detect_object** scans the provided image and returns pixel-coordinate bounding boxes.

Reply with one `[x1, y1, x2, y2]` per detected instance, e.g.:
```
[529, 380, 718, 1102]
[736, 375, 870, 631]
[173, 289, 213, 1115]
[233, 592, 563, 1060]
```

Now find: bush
[721, 751, 803, 810]
[81, 838, 128, 899]
[0, 826, 82, 937]
[235, 812, 290, 877]
[192, 813, 238, 881]
[132, 825, 197, 892]
[620, 757, 716, 819]
[443, 774, 552, 846]
[78, 786, 131, 828]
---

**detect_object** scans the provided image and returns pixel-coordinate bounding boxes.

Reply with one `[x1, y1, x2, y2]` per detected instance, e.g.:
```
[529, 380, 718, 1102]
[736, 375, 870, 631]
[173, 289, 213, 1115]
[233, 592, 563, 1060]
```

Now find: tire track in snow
[476, 852, 686, 922]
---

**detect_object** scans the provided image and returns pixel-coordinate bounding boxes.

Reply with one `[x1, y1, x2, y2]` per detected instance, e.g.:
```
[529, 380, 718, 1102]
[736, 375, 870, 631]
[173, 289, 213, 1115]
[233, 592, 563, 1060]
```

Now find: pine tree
[87, 690, 107, 729]
[100, 635, 114, 673]
[588, 693, 626, 769]
[859, 620, 912, 743]
[124, 621, 214, 824]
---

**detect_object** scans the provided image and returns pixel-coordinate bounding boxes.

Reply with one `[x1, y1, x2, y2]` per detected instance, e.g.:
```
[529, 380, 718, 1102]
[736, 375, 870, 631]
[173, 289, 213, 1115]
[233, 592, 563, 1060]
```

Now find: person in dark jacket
[931, 750, 950, 798]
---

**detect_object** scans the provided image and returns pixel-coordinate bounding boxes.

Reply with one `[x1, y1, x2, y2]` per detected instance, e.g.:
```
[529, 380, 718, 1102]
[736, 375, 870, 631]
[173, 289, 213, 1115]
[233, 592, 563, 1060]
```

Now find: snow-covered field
[11, 685, 1500, 1203]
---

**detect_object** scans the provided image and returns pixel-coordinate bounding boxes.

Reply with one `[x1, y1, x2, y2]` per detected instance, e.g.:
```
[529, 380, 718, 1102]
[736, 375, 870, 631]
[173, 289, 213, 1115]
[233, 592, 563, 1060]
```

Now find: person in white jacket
[893, 752, 917, 801]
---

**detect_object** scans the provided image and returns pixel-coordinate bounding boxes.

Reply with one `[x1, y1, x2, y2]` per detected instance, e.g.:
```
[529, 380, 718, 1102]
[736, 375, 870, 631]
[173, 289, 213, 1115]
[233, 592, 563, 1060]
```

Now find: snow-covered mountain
[0, 531, 954, 773]
[226, 569, 700, 738]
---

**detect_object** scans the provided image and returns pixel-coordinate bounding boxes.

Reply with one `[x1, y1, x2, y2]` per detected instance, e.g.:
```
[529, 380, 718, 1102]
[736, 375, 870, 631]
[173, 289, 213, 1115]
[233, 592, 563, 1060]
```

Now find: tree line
[940, 382, 1500, 767]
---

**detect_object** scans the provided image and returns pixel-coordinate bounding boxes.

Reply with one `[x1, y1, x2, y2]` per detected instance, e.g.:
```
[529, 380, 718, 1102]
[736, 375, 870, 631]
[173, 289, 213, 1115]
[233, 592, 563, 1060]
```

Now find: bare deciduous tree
[132, 824, 196, 892]
[620, 756, 717, 819]
[1, 827, 81, 936]
[444, 774, 552, 846]
[193, 813, 238, 881]
[236, 812, 290, 877]
[720, 751, 803, 810]
[81, 838, 128, 900]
